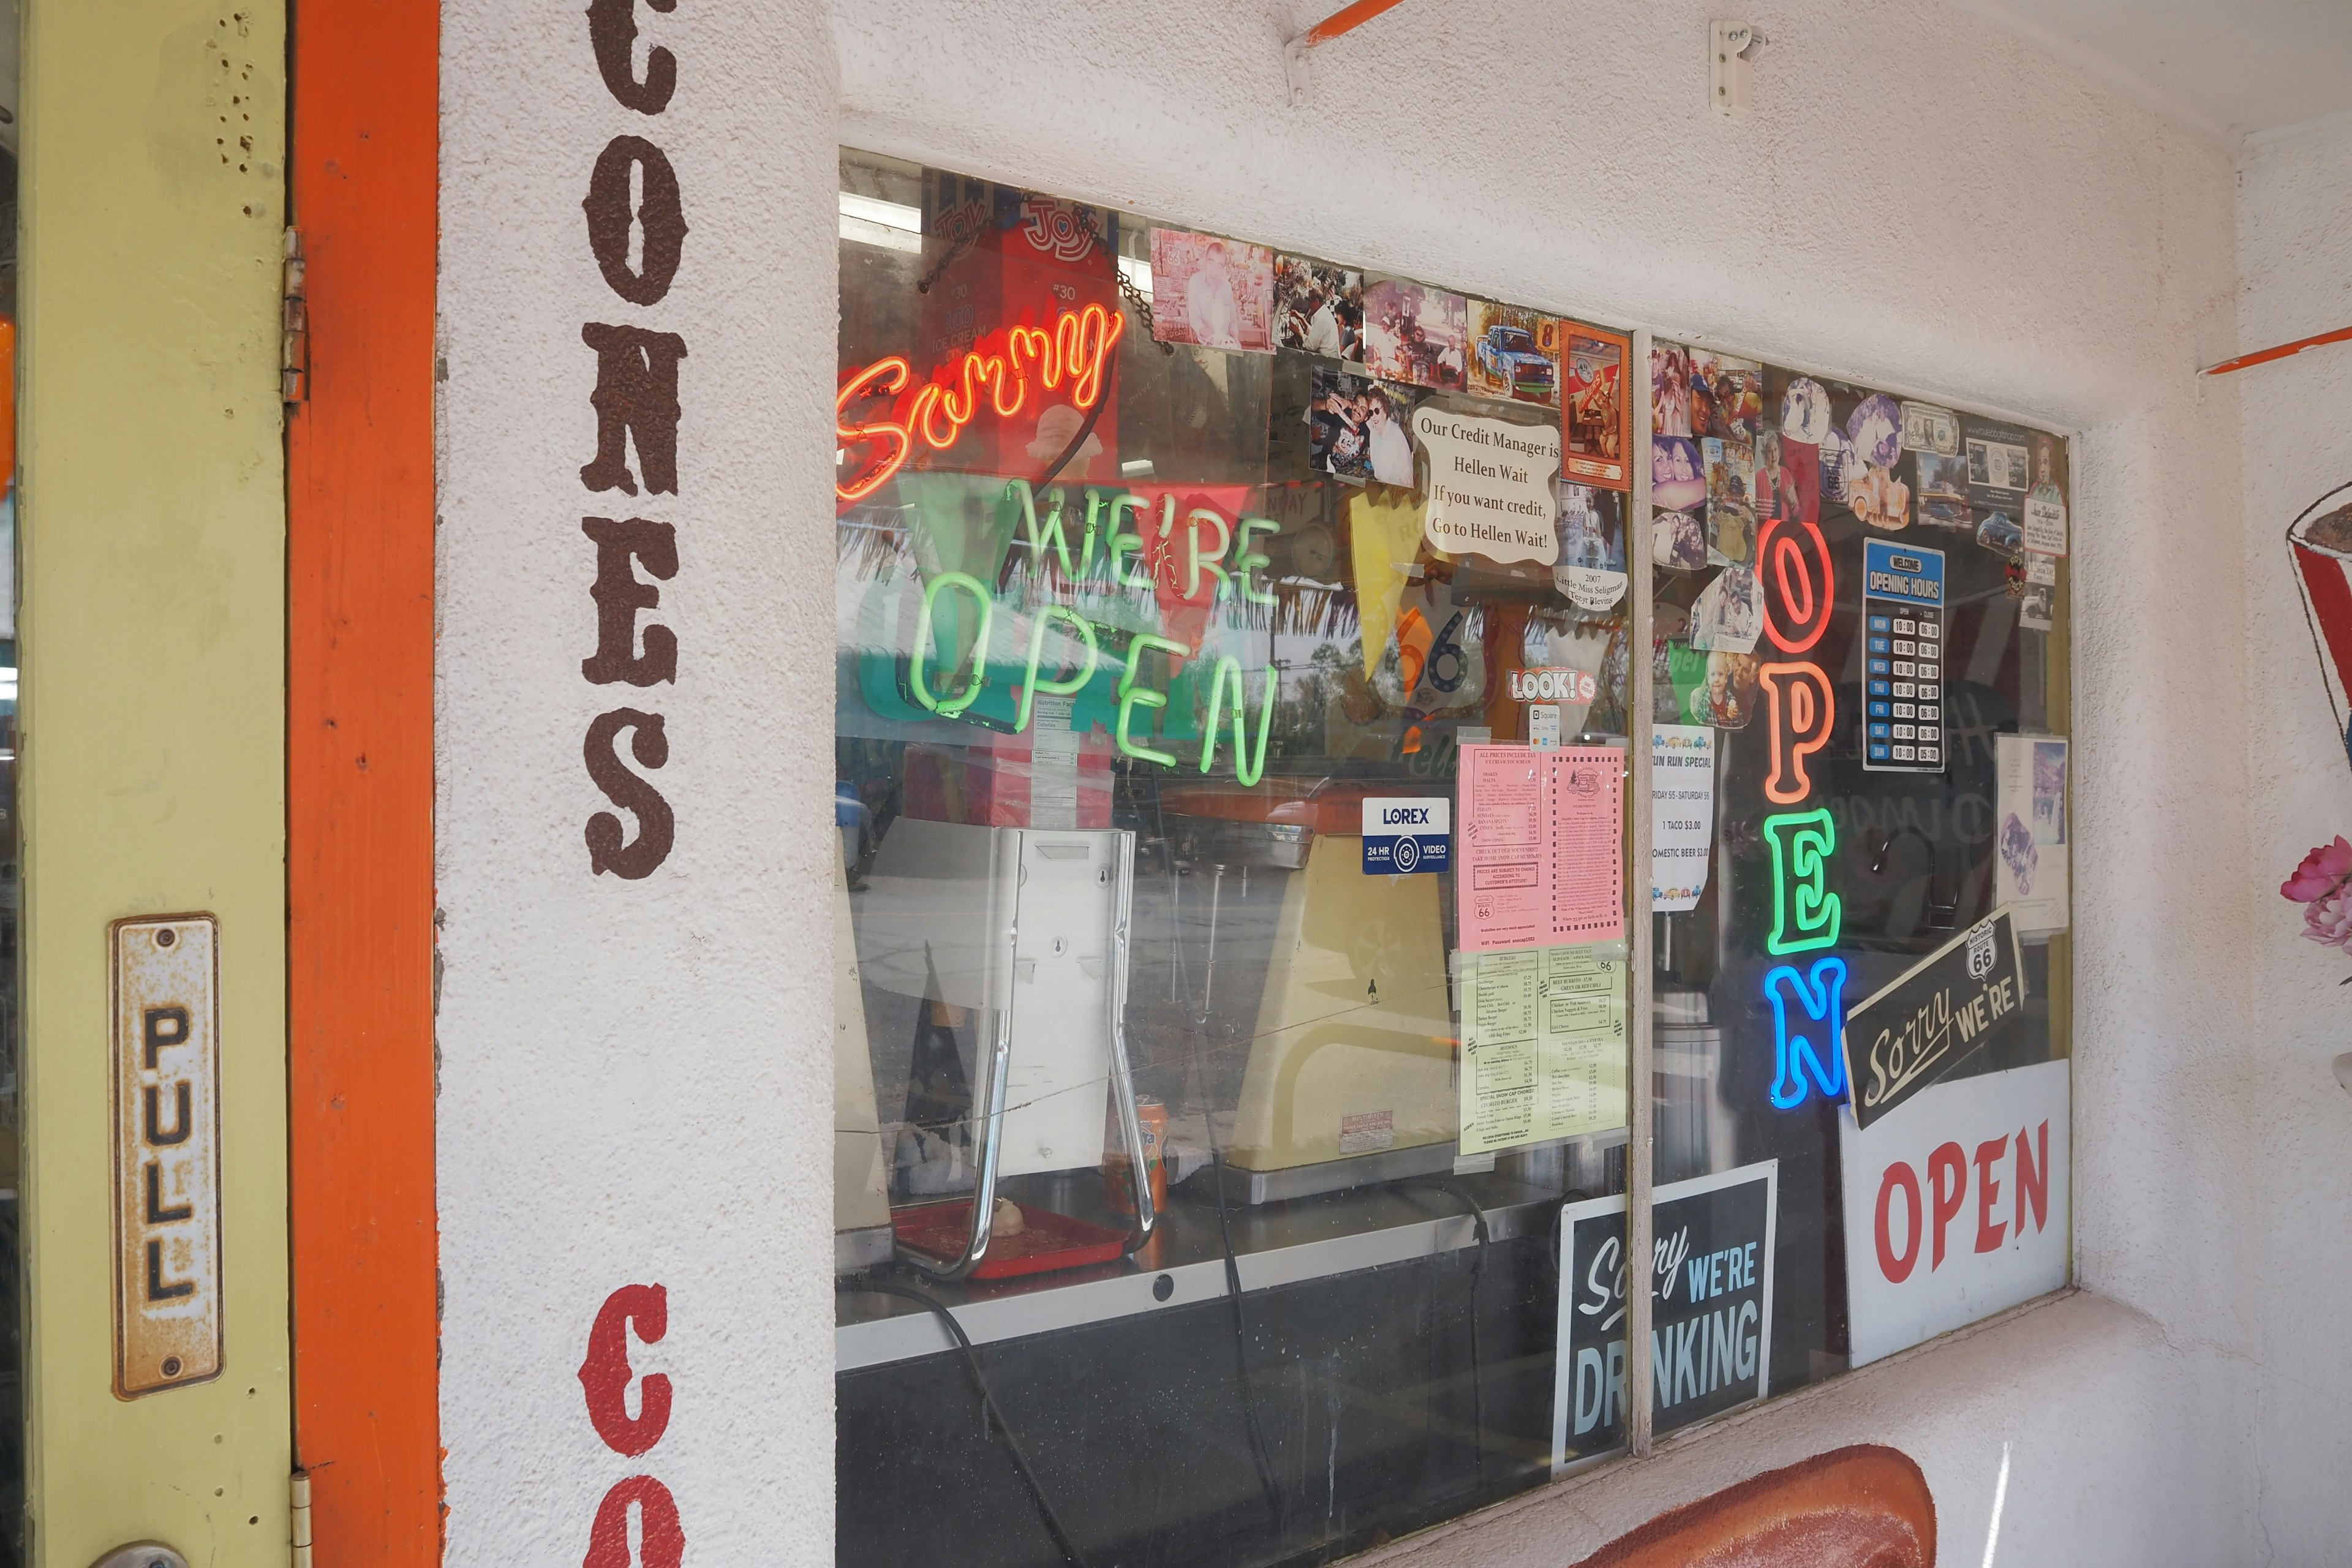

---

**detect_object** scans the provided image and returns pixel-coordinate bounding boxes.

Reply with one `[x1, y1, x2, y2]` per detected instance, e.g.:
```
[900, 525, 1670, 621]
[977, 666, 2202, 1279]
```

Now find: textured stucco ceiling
[1948, 0, 2352, 139]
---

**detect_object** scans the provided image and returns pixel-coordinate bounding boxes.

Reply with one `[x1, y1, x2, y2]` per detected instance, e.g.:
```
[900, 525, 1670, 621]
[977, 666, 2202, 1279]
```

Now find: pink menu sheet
[1456, 743, 1625, 952]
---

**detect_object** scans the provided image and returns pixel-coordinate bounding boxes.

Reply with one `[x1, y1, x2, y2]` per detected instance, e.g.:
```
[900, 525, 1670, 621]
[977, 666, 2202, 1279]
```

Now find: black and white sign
[1842, 909, 2028, 1131]
[1551, 1160, 1777, 1470]
[1839, 1058, 2068, 1365]
[1360, 796, 1450, 875]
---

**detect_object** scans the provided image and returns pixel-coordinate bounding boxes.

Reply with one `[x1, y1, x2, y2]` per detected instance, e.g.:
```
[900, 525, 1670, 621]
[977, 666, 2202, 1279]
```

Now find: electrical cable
[1396, 1177, 1490, 1493]
[1194, 1046, 1287, 1536]
[837, 1277, 1092, 1568]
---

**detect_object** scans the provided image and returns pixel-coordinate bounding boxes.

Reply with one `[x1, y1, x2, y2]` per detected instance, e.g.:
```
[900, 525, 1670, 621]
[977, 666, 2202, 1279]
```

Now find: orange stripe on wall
[288, 0, 441, 1560]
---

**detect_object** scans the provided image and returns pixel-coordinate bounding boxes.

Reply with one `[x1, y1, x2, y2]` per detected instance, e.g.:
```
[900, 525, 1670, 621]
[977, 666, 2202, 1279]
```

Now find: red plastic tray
[892, 1199, 1129, 1280]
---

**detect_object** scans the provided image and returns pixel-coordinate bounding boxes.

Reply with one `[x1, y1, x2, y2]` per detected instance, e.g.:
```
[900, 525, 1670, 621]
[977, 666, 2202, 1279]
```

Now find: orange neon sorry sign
[835, 303, 1127, 503]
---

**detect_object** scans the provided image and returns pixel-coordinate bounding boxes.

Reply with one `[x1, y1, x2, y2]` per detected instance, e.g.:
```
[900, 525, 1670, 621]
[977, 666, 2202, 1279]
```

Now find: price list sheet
[1457, 743, 1626, 952]
[1457, 941, 1630, 1155]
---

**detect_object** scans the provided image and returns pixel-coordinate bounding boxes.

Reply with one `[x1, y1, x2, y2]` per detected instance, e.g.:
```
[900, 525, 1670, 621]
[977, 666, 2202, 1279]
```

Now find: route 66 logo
[1966, 919, 1997, 979]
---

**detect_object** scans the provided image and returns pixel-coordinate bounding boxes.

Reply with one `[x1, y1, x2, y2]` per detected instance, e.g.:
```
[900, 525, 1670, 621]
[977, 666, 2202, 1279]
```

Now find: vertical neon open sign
[1753, 516, 1845, 1109]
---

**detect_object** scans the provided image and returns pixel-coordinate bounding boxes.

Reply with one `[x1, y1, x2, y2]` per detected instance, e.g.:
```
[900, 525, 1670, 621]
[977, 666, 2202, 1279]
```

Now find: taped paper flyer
[1456, 742, 1625, 952]
[1458, 941, 1629, 1156]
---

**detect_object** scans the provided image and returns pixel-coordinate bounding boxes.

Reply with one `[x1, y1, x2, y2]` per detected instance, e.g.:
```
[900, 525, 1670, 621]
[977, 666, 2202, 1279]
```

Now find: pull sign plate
[110, 914, 223, 1398]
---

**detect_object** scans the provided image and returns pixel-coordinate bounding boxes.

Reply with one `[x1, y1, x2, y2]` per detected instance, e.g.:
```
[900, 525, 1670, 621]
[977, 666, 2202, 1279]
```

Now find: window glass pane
[832, 149, 1634, 1563]
[1632, 353, 2071, 1431]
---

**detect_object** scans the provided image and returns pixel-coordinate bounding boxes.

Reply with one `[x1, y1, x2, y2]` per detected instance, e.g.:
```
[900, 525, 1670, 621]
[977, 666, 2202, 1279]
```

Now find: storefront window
[831, 149, 2070, 1565]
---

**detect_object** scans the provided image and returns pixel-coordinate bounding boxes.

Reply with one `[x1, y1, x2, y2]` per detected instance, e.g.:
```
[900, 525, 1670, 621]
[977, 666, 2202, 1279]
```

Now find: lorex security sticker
[1362, 796, 1451, 875]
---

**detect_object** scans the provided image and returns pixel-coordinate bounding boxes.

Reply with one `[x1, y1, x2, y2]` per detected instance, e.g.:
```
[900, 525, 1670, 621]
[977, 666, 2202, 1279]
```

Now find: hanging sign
[1839, 1058, 2068, 1366]
[1842, 909, 2028, 1131]
[1411, 407, 1561, 564]
[1861, 539, 1945, 772]
[1551, 1160, 1778, 1470]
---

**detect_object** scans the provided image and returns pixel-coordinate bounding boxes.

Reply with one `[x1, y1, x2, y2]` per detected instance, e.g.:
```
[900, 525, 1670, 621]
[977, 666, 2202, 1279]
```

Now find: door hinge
[290, 1470, 313, 1568]
[282, 227, 309, 406]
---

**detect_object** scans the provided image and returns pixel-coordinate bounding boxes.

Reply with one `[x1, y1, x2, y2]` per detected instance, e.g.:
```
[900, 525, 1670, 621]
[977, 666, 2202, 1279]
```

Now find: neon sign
[836, 304, 1127, 502]
[884, 475, 1289, 775]
[1762, 957, 1848, 1109]
[1762, 809, 1840, 955]
[1752, 515, 1844, 1108]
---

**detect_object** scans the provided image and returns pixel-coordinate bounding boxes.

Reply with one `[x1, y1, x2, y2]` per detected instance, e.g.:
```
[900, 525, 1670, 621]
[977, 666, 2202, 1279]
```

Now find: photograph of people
[2024, 432, 2067, 552]
[1694, 352, 1763, 439]
[1186, 242, 1242, 347]
[1780, 375, 1832, 446]
[1654, 505, 1708, 571]
[1695, 650, 1760, 729]
[1365, 383, 1415, 488]
[1653, 343, 1692, 436]
[1849, 462, 1912, 532]
[1557, 484, 1624, 571]
[1309, 366, 1373, 480]
[1847, 393, 1904, 470]
[1754, 430, 1795, 522]
[1705, 436, 1755, 565]
[1150, 229, 1274, 352]
[1652, 434, 1708, 513]
[1276, 255, 1363, 361]
[1566, 337, 1626, 462]
[1362, 279, 1468, 391]
[1692, 565, 1760, 652]
[2029, 433, 2062, 499]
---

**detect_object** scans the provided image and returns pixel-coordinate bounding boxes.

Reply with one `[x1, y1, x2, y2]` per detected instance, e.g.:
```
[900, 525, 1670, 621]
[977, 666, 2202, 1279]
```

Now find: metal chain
[1117, 260, 1173, 356]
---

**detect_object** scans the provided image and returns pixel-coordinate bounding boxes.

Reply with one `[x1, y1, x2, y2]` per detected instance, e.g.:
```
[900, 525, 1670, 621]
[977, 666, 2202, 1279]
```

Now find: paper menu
[1650, 725, 1717, 913]
[1456, 743, 1625, 952]
[1457, 941, 1629, 1155]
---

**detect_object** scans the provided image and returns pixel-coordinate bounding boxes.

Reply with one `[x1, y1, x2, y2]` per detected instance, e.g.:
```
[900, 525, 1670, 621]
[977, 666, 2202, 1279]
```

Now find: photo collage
[1152, 223, 1635, 620]
[1621, 342, 2070, 741]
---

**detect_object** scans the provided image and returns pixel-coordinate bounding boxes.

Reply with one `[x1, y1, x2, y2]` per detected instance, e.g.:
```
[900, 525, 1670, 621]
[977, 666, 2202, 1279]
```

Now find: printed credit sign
[1842, 909, 2028, 1131]
[1411, 405, 1561, 565]
[1861, 539, 1946, 772]
[1839, 1058, 2069, 1366]
[111, 913, 224, 1398]
[1552, 1160, 1777, 1469]
[1361, 796, 1450, 875]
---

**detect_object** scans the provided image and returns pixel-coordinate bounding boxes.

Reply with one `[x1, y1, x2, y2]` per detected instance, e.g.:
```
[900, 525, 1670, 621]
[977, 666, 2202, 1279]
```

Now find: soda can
[1104, 1096, 1167, 1215]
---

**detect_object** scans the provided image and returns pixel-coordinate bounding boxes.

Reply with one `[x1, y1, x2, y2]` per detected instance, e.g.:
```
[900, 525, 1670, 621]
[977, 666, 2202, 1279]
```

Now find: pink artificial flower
[2280, 835, 2352, 902]
[2307, 888, 2352, 952]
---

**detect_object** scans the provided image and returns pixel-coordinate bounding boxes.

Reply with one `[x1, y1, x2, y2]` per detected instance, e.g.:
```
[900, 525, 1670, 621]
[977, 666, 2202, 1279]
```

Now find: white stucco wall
[435, 1, 2284, 1564]
[2236, 108, 2352, 1567]
[436, 1, 839, 1564]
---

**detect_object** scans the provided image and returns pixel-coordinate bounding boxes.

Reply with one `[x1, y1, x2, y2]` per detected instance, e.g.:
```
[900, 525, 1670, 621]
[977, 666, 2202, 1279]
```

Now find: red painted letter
[1874, 1161, 1922, 1284]
[1973, 1134, 2009, 1253]
[1928, 1142, 1967, 1270]
[2015, 1119, 2050, 1235]
[584, 1476, 684, 1568]
[580, 1283, 671, 1457]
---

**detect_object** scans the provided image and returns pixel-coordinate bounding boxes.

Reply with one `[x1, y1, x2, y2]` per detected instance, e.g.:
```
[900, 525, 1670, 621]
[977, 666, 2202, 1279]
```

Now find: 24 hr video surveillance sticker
[1861, 539, 1946, 772]
[1362, 796, 1451, 875]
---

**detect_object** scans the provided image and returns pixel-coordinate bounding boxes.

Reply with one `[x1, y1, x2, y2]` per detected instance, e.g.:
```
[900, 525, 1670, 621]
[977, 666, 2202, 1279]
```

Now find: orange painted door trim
[287, 0, 442, 1562]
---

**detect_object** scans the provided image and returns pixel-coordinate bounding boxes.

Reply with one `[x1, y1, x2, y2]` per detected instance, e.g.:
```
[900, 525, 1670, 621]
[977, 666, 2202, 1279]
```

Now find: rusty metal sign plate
[110, 913, 223, 1398]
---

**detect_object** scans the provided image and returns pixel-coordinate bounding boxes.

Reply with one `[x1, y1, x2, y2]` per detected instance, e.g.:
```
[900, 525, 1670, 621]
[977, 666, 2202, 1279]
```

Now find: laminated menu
[1456, 742, 1625, 952]
[1457, 941, 1629, 1155]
